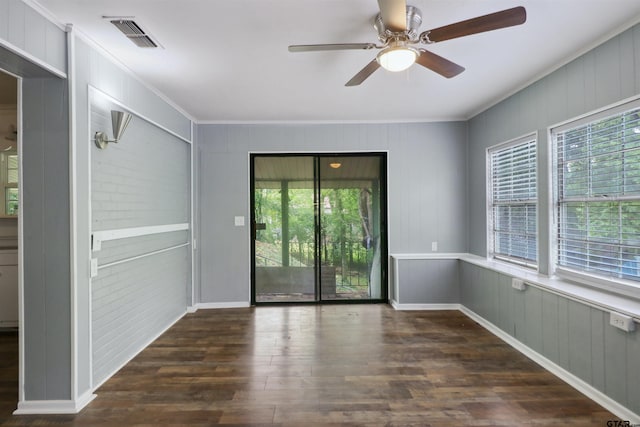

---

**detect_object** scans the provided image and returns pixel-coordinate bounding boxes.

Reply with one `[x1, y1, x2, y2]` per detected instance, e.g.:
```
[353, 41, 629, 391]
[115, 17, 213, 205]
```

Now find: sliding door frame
[250, 151, 388, 305]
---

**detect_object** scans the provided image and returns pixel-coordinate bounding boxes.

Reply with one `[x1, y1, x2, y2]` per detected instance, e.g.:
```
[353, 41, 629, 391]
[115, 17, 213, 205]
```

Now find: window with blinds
[1, 152, 17, 216]
[554, 102, 640, 285]
[488, 135, 537, 267]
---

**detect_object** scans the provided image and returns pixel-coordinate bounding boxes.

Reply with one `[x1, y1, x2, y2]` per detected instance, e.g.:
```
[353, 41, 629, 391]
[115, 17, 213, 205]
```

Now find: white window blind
[489, 136, 537, 266]
[554, 103, 640, 283]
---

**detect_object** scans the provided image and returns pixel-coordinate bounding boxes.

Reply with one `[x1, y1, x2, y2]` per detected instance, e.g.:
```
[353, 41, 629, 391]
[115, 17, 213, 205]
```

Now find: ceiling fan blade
[377, 0, 407, 33]
[420, 6, 526, 43]
[416, 49, 465, 78]
[345, 59, 381, 86]
[289, 43, 377, 52]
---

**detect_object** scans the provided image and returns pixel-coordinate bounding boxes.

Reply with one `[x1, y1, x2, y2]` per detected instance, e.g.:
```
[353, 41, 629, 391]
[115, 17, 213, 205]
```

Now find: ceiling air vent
[110, 19, 158, 48]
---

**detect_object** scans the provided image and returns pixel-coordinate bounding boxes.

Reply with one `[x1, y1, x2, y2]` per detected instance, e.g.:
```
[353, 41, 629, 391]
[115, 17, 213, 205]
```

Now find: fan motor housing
[374, 5, 422, 42]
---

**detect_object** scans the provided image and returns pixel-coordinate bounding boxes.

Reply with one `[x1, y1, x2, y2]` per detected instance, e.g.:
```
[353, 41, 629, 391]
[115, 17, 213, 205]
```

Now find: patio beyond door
[251, 154, 387, 303]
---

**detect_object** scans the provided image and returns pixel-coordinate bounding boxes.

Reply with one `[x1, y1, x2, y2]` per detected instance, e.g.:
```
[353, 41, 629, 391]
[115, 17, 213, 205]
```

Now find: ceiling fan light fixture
[376, 46, 418, 72]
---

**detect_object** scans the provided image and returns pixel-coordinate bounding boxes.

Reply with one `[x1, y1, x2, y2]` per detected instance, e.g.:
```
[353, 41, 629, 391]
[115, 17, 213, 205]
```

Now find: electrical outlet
[609, 312, 636, 332]
[511, 278, 527, 291]
[431, 241, 438, 252]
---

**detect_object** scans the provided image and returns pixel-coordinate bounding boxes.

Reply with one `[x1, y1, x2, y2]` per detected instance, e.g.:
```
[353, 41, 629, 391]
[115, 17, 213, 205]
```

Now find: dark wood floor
[0, 305, 620, 426]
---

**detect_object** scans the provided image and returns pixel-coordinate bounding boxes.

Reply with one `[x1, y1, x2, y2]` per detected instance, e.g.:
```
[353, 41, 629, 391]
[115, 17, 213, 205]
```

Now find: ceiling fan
[288, 0, 526, 86]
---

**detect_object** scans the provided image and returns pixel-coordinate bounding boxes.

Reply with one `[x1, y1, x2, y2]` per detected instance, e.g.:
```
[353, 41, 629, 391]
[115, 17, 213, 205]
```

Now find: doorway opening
[251, 153, 387, 304]
[0, 69, 19, 415]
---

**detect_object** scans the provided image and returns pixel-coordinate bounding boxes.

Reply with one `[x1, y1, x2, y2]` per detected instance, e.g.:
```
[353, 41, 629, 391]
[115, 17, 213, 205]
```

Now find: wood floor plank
[0, 305, 627, 426]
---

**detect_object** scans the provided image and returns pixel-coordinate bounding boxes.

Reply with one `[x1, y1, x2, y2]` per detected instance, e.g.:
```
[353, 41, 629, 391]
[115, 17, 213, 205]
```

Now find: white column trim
[13, 392, 96, 415]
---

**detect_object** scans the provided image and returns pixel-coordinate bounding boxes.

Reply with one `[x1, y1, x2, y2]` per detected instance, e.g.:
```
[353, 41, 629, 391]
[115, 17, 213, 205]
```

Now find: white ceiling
[33, 0, 640, 123]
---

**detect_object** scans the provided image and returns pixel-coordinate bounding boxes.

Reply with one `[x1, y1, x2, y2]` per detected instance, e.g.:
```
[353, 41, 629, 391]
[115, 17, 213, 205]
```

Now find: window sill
[460, 253, 640, 321]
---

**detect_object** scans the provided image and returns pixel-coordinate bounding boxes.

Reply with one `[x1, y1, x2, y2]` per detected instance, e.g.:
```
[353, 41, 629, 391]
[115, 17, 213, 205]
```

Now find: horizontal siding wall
[460, 261, 640, 417]
[72, 32, 194, 398]
[91, 248, 188, 386]
[90, 100, 190, 387]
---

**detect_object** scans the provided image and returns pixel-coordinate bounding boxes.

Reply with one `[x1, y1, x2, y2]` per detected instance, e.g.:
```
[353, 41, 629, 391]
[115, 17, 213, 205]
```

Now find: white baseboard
[195, 301, 250, 309]
[14, 392, 96, 415]
[391, 302, 461, 311]
[186, 306, 197, 313]
[459, 305, 640, 424]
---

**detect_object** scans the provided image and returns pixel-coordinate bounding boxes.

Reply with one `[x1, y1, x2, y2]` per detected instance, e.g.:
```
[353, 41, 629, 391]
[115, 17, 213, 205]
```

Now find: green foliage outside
[558, 109, 640, 278]
[255, 185, 376, 291]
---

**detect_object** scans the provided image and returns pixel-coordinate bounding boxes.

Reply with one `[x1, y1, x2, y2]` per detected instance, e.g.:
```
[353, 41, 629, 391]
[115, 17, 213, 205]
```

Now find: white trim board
[88, 86, 192, 145]
[92, 223, 189, 251]
[390, 253, 467, 260]
[391, 302, 461, 311]
[0, 39, 66, 79]
[15, 72, 25, 406]
[89, 85, 193, 144]
[67, 23, 81, 406]
[198, 117, 465, 125]
[14, 392, 96, 415]
[194, 302, 251, 310]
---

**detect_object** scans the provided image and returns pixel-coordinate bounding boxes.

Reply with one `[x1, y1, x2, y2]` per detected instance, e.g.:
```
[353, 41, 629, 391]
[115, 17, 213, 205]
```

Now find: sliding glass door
[251, 154, 386, 304]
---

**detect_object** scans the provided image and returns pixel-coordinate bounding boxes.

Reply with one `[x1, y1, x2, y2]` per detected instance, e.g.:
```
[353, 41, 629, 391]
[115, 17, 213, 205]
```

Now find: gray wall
[195, 122, 468, 304]
[0, 0, 71, 402]
[1, 1, 194, 404]
[467, 24, 640, 274]
[89, 101, 190, 386]
[72, 35, 193, 397]
[0, 0, 66, 76]
[460, 262, 640, 415]
[461, 22, 640, 417]
[22, 76, 70, 400]
[394, 258, 459, 305]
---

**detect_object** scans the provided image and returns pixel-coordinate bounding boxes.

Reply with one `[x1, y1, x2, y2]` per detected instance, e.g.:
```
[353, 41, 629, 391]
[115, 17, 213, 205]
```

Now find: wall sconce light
[94, 110, 133, 149]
